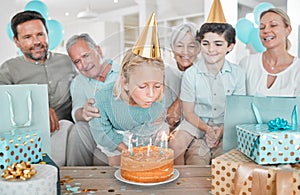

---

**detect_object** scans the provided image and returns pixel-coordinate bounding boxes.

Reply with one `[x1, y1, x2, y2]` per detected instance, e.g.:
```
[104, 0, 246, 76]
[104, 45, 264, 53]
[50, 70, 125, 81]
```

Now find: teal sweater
[89, 82, 165, 152]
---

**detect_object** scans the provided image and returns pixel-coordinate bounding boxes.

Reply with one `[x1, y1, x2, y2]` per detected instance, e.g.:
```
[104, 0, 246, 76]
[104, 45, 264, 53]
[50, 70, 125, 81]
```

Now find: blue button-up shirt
[70, 59, 120, 121]
[180, 58, 245, 124]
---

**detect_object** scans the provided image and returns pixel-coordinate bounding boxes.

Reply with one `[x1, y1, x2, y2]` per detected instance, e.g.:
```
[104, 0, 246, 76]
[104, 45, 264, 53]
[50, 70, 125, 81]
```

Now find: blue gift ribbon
[251, 103, 263, 124]
[268, 117, 292, 131]
[292, 105, 298, 130]
[250, 135, 260, 157]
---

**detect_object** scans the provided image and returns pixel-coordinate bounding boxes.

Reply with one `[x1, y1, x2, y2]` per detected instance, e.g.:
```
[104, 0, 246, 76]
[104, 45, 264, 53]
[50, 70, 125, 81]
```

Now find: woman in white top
[239, 8, 300, 97]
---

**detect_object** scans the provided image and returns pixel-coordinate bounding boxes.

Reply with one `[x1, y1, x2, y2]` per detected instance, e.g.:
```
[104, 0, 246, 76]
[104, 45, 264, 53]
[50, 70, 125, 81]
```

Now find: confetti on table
[83, 188, 98, 192]
[65, 186, 80, 193]
[181, 178, 187, 182]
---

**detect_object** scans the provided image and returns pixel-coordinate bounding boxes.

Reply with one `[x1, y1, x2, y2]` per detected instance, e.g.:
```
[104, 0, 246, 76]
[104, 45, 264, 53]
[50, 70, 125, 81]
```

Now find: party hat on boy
[132, 12, 161, 59]
[207, 0, 226, 23]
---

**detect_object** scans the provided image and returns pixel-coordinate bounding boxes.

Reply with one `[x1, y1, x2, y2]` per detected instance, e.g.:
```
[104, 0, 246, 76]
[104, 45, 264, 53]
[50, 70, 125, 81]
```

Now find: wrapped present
[223, 95, 300, 154]
[0, 84, 51, 155]
[0, 129, 42, 170]
[0, 164, 57, 195]
[236, 124, 300, 164]
[39, 153, 61, 195]
[211, 149, 300, 195]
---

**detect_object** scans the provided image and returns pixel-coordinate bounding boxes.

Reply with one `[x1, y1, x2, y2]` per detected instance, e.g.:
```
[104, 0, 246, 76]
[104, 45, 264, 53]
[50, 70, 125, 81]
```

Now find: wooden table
[60, 165, 212, 195]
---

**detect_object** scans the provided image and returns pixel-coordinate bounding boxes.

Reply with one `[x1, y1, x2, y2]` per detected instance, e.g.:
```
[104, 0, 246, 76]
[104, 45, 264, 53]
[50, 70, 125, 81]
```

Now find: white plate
[114, 169, 180, 186]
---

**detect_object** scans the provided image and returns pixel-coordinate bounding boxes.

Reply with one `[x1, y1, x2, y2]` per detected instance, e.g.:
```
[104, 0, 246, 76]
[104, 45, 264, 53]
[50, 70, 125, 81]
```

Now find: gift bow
[251, 103, 298, 130]
[234, 164, 294, 195]
[268, 117, 292, 131]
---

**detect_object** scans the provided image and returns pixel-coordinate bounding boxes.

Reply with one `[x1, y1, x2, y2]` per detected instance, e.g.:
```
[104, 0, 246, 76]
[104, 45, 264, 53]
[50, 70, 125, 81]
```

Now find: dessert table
[60, 165, 212, 195]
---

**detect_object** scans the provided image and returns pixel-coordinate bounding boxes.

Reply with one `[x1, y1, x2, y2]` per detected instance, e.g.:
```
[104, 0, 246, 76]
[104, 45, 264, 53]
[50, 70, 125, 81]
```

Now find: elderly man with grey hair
[66, 33, 120, 165]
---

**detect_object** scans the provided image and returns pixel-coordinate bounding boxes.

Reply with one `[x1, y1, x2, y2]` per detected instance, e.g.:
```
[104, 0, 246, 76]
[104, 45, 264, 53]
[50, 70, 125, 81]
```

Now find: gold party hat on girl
[132, 12, 161, 59]
[207, 0, 226, 23]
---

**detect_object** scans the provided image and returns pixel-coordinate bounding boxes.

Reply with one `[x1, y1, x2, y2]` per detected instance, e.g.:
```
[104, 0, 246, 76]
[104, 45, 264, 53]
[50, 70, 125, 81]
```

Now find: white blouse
[239, 53, 300, 97]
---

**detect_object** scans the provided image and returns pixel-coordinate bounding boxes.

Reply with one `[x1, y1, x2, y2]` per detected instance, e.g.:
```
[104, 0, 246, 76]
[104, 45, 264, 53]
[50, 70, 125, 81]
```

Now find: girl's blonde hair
[260, 8, 292, 50]
[113, 50, 165, 102]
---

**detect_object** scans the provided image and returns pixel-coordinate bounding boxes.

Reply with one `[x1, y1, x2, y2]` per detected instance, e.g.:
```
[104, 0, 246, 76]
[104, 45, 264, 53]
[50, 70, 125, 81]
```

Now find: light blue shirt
[164, 57, 201, 109]
[70, 59, 120, 121]
[180, 58, 245, 124]
[89, 82, 165, 152]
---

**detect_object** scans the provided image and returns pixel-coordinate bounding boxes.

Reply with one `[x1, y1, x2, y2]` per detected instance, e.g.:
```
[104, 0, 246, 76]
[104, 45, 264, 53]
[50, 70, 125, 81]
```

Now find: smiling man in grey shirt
[0, 10, 77, 165]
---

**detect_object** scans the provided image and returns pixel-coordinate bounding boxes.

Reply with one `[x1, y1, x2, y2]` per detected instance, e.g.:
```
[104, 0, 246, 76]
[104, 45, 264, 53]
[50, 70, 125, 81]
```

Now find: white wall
[287, 0, 300, 57]
[221, 0, 238, 64]
[0, 1, 19, 65]
[0, 1, 298, 66]
[58, 20, 106, 54]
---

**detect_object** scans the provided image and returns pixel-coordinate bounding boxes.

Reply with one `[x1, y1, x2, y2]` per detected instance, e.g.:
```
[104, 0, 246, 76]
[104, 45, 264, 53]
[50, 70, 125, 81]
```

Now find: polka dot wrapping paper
[0, 129, 42, 170]
[211, 149, 300, 195]
[236, 124, 300, 165]
[0, 164, 57, 195]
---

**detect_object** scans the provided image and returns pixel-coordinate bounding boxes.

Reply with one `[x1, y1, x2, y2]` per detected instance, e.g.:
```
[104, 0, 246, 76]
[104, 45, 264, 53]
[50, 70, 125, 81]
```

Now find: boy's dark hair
[11, 10, 48, 39]
[196, 23, 236, 46]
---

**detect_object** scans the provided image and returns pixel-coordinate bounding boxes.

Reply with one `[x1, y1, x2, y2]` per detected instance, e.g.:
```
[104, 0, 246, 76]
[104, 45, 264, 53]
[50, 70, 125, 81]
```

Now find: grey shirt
[0, 52, 77, 121]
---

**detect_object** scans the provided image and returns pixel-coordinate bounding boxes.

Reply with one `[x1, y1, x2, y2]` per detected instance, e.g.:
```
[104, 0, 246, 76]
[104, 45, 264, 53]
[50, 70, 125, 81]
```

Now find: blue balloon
[47, 20, 64, 50]
[249, 28, 265, 53]
[17, 48, 24, 56]
[235, 18, 254, 44]
[25, 0, 49, 19]
[253, 2, 274, 25]
[7, 22, 14, 41]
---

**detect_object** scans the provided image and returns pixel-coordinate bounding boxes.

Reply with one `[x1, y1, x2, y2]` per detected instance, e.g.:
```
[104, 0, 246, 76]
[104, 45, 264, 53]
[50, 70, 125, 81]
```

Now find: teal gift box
[236, 124, 300, 165]
[0, 129, 43, 169]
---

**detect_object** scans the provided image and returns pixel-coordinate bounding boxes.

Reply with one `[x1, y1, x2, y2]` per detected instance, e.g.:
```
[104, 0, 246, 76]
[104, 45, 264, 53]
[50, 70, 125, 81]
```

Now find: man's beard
[24, 50, 48, 61]
[23, 45, 48, 61]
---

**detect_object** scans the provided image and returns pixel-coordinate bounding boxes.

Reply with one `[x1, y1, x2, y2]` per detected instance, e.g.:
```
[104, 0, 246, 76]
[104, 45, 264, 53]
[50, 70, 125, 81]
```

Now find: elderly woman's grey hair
[170, 22, 200, 51]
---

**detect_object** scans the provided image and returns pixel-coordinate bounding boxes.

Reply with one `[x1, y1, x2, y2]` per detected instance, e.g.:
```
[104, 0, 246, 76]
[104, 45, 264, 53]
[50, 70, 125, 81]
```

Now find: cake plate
[114, 169, 180, 186]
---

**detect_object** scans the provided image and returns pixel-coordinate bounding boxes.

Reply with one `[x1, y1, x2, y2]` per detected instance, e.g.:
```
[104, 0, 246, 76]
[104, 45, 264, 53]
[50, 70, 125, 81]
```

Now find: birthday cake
[120, 146, 174, 183]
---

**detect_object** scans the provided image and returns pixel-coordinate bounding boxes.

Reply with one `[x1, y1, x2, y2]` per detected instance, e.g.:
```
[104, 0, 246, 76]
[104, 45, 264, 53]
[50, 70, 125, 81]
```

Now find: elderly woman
[239, 8, 300, 97]
[164, 22, 201, 131]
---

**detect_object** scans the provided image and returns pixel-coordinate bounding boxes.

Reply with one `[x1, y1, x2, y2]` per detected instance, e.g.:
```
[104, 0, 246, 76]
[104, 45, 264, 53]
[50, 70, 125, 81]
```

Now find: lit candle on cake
[163, 131, 168, 149]
[160, 140, 163, 155]
[147, 138, 152, 156]
[128, 134, 133, 156]
[160, 131, 168, 155]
